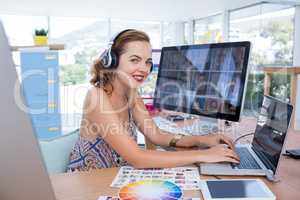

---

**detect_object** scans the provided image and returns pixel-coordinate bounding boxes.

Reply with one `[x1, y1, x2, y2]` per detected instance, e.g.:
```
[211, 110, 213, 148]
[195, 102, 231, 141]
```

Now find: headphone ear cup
[109, 50, 118, 69]
[100, 49, 111, 68]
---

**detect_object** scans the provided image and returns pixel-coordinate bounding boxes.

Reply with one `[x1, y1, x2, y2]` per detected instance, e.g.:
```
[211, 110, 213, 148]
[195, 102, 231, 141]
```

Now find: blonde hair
[90, 29, 150, 94]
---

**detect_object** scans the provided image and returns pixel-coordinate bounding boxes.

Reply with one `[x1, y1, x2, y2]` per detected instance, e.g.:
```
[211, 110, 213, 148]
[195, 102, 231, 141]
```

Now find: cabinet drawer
[24, 93, 48, 105]
[31, 113, 61, 127]
[22, 85, 59, 104]
[25, 101, 60, 114]
[33, 126, 61, 139]
[21, 51, 58, 68]
[22, 73, 60, 107]
[21, 68, 59, 85]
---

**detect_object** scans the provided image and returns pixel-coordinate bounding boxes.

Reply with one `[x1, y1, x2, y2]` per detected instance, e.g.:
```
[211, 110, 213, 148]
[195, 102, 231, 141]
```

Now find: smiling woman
[90, 29, 152, 94]
[67, 29, 240, 172]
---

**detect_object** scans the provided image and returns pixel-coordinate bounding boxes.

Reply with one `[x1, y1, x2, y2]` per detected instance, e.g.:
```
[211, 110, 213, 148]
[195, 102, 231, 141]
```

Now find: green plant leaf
[34, 28, 48, 36]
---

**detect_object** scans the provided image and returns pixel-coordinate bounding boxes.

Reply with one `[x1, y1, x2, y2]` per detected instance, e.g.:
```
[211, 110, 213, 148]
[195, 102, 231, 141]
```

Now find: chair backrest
[39, 129, 80, 174]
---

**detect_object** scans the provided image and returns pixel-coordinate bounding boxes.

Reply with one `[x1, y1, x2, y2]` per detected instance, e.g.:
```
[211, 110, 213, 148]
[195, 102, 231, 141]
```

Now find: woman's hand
[198, 133, 235, 149]
[197, 145, 240, 164]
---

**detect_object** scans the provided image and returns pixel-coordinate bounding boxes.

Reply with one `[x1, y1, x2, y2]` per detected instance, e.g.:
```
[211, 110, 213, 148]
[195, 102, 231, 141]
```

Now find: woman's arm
[131, 93, 234, 149]
[133, 145, 239, 168]
[83, 88, 239, 169]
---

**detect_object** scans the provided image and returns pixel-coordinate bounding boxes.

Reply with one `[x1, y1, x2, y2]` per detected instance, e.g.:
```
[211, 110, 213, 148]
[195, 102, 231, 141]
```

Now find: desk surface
[51, 117, 300, 200]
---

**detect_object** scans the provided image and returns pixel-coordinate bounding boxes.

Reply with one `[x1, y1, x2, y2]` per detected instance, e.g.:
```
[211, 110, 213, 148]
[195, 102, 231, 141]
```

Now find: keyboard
[152, 116, 216, 136]
[233, 147, 261, 169]
[179, 120, 218, 135]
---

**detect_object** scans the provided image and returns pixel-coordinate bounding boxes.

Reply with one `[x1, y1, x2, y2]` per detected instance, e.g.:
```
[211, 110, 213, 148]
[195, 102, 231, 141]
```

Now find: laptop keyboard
[233, 147, 261, 169]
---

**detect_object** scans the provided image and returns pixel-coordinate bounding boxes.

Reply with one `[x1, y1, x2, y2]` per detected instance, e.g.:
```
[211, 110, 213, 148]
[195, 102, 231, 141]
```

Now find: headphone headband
[108, 29, 135, 49]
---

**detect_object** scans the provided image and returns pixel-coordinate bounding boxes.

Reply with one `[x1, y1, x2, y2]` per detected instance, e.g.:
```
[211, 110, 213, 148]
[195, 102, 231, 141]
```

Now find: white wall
[0, 0, 262, 21]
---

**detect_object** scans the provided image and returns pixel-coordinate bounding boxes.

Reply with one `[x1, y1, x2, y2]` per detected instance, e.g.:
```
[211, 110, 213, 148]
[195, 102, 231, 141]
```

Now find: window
[229, 3, 295, 113]
[111, 19, 161, 49]
[183, 21, 190, 44]
[49, 17, 109, 87]
[162, 22, 177, 46]
[49, 17, 109, 132]
[194, 14, 223, 44]
[50, 17, 108, 70]
[0, 14, 48, 46]
[0, 14, 48, 79]
[230, 4, 295, 67]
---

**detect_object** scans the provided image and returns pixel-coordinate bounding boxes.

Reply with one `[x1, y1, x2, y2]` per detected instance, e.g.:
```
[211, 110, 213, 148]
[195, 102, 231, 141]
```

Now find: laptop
[200, 95, 293, 179]
[0, 21, 56, 200]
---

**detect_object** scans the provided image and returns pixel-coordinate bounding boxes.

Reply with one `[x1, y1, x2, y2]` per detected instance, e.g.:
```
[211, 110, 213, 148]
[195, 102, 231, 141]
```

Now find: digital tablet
[201, 179, 276, 200]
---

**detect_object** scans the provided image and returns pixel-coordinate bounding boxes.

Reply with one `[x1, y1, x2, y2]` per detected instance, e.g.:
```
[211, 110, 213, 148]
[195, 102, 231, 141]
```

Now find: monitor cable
[233, 132, 254, 145]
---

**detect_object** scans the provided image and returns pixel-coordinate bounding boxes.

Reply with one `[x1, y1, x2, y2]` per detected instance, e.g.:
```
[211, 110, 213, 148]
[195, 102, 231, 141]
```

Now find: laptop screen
[252, 95, 293, 173]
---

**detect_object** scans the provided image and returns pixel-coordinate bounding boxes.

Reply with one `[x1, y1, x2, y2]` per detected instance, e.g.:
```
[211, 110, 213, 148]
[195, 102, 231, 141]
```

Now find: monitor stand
[179, 116, 218, 135]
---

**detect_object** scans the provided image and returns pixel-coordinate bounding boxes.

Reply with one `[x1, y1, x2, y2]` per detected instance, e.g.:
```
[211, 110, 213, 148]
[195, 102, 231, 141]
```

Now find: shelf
[11, 44, 65, 51]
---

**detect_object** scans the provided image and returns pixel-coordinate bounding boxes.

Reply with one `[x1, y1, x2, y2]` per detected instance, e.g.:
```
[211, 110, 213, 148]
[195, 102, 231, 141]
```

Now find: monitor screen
[252, 95, 293, 173]
[153, 42, 251, 121]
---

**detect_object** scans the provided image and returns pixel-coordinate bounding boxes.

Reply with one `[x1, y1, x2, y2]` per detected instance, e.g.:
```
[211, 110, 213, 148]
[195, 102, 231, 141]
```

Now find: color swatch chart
[98, 196, 200, 200]
[111, 166, 201, 190]
[119, 180, 182, 200]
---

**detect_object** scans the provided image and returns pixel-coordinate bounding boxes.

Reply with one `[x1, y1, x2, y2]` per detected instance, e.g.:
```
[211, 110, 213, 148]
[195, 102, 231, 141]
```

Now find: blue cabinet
[20, 50, 61, 139]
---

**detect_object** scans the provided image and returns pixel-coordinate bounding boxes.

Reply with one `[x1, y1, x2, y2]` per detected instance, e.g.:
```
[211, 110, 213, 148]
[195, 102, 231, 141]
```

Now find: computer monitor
[0, 21, 56, 200]
[153, 42, 251, 122]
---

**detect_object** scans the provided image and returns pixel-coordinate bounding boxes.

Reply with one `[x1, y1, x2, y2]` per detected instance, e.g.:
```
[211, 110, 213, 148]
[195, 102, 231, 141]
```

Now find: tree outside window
[230, 4, 295, 114]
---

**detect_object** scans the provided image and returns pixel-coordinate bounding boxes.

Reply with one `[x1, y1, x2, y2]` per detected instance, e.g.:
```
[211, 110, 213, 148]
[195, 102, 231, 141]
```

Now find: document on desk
[111, 166, 201, 190]
[98, 196, 200, 200]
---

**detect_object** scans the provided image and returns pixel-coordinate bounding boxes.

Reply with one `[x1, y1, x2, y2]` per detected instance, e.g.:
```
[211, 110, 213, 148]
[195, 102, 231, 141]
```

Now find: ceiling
[0, 0, 299, 21]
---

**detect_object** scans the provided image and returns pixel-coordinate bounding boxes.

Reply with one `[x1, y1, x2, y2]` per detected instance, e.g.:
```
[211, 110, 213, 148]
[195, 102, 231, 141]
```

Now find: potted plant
[33, 29, 48, 46]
